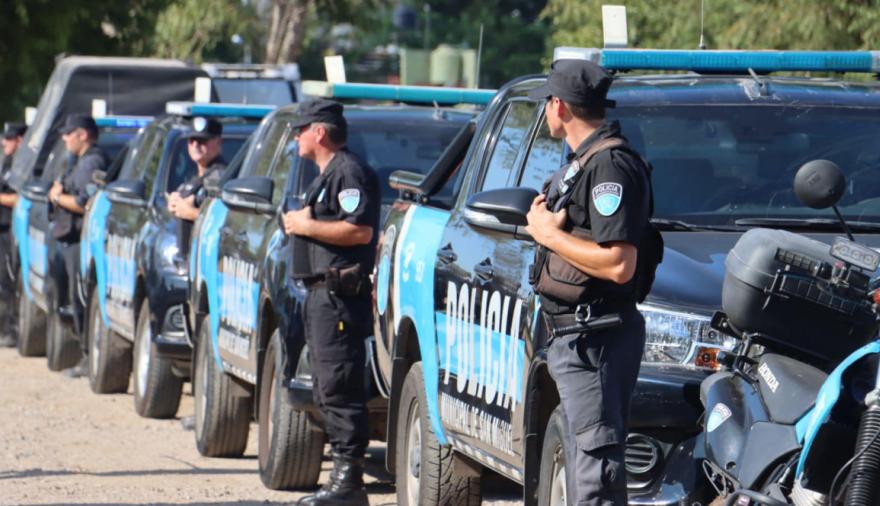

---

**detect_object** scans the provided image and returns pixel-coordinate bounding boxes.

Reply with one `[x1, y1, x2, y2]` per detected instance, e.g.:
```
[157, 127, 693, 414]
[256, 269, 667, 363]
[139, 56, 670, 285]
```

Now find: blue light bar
[303, 81, 496, 105]
[553, 47, 880, 73]
[166, 101, 275, 118]
[94, 116, 153, 128]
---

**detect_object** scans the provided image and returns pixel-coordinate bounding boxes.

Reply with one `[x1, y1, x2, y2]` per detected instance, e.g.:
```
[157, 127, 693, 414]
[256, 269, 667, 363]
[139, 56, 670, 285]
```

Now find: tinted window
[480, 100, 537, 192]
[243, 121, 287, 178]
[518, 115, 565, 191]
[40, 140, 73, 182]
[610, 105, 880, 225]
[164, 136, 247, 195]
[118, 126, 162, 182]
[213, 79, 293, 105]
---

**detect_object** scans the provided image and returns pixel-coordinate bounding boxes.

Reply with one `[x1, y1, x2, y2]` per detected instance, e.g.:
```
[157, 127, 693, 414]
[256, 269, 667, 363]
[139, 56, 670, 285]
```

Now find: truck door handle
[437, 243, 457, 264]
[474, 258, 494, 282]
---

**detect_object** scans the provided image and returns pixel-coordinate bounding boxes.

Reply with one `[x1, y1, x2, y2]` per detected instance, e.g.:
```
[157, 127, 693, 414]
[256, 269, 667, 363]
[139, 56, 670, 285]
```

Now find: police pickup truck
[373, 48, 880, 505]
[79, 103, 266, 417]
[186, 83, 486, 490]
[14, 116, 150, 367]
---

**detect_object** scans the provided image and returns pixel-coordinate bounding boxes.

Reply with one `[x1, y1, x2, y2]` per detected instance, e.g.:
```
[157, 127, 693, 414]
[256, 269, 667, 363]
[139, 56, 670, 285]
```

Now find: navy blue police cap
[291, 99, 347, 130]
[3, 122, 26, 139]
[528, 59, 616, 109]
[60, 114, 99, 136]
[187, 117, 223, 141]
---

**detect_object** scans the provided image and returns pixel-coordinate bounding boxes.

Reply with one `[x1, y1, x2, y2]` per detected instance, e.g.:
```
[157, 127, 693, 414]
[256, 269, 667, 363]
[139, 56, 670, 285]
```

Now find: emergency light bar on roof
[302, 80, 497, 105]
[165, 101, 275, 118]
[94, 116, 153, 129]
[553, 47, 880, 74]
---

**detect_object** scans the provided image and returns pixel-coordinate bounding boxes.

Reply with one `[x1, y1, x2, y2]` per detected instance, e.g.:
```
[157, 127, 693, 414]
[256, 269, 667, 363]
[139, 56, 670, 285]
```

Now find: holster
[326, 264, 370, 297]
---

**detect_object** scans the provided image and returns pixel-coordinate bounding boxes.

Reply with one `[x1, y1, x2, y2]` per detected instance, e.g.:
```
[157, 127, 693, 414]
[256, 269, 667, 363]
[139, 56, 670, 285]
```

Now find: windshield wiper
[651, 219, 740, 232]
[733, 218, 880, 232]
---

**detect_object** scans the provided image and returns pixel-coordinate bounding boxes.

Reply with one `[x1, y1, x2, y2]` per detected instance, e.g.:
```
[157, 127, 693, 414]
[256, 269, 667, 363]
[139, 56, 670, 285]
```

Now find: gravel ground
[0, 347, 522, 505]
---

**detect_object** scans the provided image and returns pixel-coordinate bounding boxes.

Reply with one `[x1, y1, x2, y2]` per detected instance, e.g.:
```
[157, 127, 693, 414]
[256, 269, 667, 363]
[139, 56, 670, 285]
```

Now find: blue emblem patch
[591, 182, 623, 216]
[339, 189, 361, 213]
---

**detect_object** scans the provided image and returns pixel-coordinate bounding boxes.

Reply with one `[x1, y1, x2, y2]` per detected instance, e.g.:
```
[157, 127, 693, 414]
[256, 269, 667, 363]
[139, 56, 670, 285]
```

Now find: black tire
[537, 406, 569, 506]
[87, 286, 132, 394]
[16, 278, 46, 357]
[395, 362, 481, 506]
[193, 319, 251, 457]
[258, 330, 324, 490]
[46, 308, 80, 372]
[133, 299, 183, 418]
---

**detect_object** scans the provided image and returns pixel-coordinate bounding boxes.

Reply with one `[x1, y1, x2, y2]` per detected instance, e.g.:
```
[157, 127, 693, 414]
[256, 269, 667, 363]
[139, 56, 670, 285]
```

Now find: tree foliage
[152, 0, 262, 63]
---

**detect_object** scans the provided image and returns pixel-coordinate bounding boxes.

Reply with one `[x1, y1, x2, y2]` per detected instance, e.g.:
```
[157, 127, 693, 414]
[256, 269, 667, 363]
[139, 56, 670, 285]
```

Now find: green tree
[152, 0, 262, 63]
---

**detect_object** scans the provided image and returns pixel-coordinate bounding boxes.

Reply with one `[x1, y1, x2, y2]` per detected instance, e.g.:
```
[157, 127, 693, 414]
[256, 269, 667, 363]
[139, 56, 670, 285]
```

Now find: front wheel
[395, 362, 481, 506]
[258, 330, 324, 490]
[46, 308, 80, 372]
[16, 278, 45, 357]
[133, 299, 182, 418]
[537, 406, 569, 506]
[87, 286, 131, 394]
[193, 319, 251, 457]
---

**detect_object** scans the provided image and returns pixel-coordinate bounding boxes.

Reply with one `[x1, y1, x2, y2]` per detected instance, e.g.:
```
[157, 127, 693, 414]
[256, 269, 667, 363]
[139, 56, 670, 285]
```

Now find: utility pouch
[533, 227, 594, 303]
[327, 264, 369, 297]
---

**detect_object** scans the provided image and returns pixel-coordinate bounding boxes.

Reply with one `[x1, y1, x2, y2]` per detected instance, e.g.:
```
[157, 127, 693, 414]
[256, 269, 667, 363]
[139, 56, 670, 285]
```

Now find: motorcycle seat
[757, 354, 827, 425]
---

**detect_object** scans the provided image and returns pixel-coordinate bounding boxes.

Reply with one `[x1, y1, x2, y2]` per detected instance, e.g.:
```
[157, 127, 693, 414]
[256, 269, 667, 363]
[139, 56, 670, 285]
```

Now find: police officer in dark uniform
[167, 117, 226, 222]
[281, 99, 378, 506]
[50, 115, 109, 377]
[525, 60, 657, 506]
[0, 122, 27, 347]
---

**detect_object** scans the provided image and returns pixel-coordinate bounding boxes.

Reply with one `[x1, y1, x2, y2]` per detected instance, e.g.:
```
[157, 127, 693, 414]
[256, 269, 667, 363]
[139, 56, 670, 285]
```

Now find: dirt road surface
[0, 348, 521, 505]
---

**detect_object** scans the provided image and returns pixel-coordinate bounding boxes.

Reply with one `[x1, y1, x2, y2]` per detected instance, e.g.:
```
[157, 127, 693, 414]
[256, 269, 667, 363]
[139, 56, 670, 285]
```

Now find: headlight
[639, 305, 736, 368]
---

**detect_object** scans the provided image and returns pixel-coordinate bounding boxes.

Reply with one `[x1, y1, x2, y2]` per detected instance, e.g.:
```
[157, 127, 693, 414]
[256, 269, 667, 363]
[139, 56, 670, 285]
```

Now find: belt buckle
[575, 304, 592, 324]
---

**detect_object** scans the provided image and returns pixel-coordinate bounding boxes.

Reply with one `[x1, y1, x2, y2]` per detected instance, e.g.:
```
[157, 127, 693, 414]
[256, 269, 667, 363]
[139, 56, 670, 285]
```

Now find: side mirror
[221, 176, 275, 215]
[106, 179, 147, 208]
[794, 160, 846, 209]
[389, 170, 425, 197]
[464, 187, 538, 236]
[22, 179, 52, 202]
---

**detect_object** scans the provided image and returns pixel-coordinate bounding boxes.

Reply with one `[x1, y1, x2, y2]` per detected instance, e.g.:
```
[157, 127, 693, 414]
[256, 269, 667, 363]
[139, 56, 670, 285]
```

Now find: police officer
[167, 117, 225, 222]
[525, 60, 655, 506]
[281, 99, 378, 506]
[50, 115, 109, 377]
[0, 122, 27, 347]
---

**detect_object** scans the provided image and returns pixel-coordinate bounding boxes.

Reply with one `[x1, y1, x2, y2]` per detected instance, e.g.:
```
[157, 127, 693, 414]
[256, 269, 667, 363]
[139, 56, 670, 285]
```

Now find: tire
[46, 308, 80, 372]
[193, 320, 251, 457]
[258, 330, 324, 490]
[537, 406, 569, 506]
[17, 278, 46, 357]
[87, 287, 132, 394]
[395, 362, 481, 506]
[133, 299, 183, 418]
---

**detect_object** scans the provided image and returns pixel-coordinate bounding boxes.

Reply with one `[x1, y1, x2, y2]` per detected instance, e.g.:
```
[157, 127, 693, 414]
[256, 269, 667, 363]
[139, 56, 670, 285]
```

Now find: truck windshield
[612, 105, 880, 226]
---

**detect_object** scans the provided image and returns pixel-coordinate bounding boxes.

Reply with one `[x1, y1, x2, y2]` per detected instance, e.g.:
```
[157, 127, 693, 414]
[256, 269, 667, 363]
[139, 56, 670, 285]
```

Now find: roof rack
[94, 116, 153, 129]
[302, 81, 497, 106]
[554, 47, 880, 74]
[165, 102, 275, 118]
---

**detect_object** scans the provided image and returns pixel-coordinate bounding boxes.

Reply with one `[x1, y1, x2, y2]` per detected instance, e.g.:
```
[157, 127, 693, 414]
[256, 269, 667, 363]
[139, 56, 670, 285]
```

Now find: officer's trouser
[547, 304, 646, 506]
[58, 241, 83, 350]
[0, 228, 16, 337]
[303, 287, 370, 459]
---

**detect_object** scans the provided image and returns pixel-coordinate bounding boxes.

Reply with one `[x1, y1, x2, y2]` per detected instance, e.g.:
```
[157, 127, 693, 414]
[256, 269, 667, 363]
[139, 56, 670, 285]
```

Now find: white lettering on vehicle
[218, 256, 257, 355]
[758, 362, 780, 393]
[107, 233, 136, 303]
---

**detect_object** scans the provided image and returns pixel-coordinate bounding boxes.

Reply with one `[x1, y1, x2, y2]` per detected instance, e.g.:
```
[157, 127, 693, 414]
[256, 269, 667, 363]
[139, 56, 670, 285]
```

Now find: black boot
[296, 454, 368, 506]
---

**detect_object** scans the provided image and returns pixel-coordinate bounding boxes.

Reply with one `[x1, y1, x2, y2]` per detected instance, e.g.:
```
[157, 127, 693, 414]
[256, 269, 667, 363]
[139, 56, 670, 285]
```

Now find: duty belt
[543, 298, 634, 338]
[301, 274, 328, 289]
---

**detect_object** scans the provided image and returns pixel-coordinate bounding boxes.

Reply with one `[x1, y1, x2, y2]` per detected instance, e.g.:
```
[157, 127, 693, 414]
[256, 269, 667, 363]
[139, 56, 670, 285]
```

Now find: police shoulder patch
[338, 188, 361, 213]
[591, 182, 623, 216]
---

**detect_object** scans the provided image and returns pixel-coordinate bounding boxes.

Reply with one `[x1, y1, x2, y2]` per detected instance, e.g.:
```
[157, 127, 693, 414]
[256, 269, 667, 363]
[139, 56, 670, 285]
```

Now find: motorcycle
[700, 160, 880, 506]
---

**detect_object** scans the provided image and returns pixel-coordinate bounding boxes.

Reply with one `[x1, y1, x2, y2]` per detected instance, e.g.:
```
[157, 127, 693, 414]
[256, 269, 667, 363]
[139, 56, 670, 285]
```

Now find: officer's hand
[167, 192, 180, 213]
[48, 181, 62, 201]
[526, 194, 567, 246]
[282, 207, 312, 236]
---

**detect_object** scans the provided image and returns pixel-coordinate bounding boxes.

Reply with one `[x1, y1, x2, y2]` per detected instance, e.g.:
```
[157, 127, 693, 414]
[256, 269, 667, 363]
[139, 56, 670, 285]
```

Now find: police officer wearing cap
[281, 99, 378, 506]
[50, 115, 109, 377]
[525, 60, 658, 506]
[167, 117, 225, 222]
[0, 122, 27, 347]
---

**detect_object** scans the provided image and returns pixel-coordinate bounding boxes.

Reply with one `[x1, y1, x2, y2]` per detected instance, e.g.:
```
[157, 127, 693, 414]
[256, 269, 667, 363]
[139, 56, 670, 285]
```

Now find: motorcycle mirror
[794, 160, 846, 210]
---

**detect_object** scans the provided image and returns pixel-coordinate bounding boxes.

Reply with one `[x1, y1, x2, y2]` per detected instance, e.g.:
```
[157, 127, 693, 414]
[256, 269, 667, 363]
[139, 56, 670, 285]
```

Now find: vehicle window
[609, 105, 880, 225]
[140, 135, 166, 199]
[212, 79, 293, 106]
[276, 137, 317, 204]
[518, 115, 566, 191]
[118, 126, 162, 182]
[346, 117, 465, 204]
[40, 140, 72, 182]
[243, 121, 287, 179]
[480, 100, 537, 192]
[164, 136, 246, 195]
